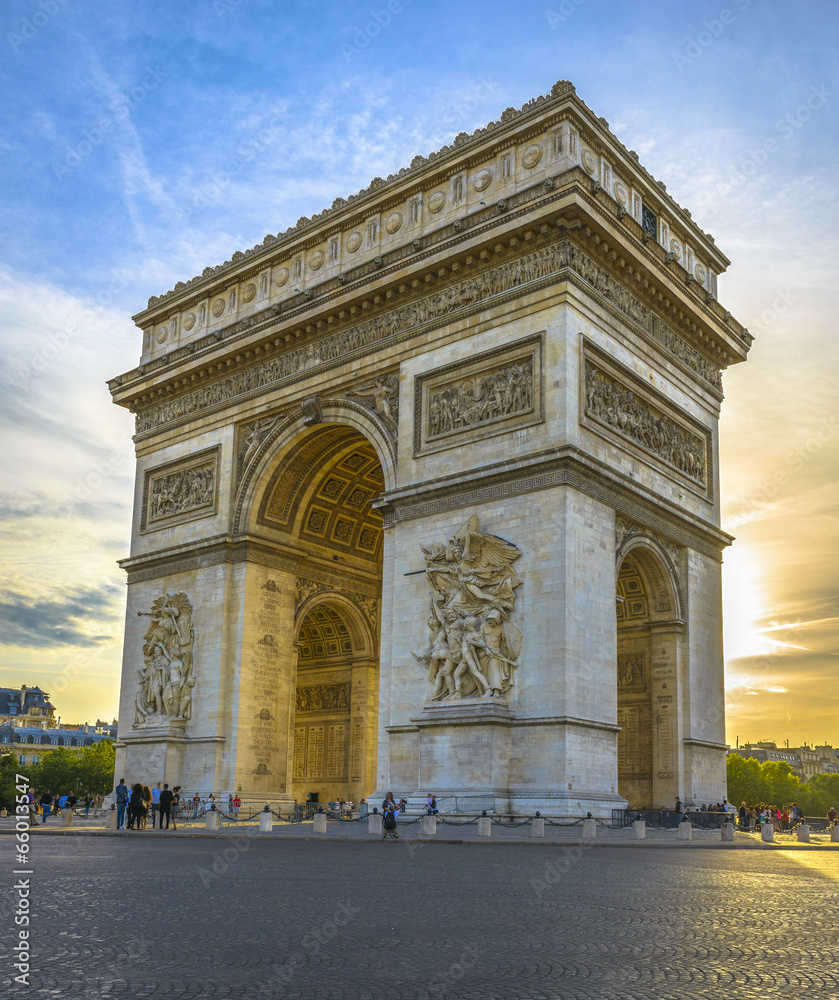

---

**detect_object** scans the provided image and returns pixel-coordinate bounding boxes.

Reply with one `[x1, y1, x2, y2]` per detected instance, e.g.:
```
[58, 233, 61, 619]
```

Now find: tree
[0, 753, 22, 811]
[726, 754, 803, 807]
[29, 747, 79, 797]
[75, 740, 115, 795]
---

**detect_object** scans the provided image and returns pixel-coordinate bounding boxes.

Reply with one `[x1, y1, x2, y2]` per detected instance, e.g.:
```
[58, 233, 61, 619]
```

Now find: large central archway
[231, 411, 387, 803]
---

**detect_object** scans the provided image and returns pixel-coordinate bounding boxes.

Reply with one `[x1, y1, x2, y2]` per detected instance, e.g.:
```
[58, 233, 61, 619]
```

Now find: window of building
[641, 205, 658, 240]
[329, 239, 338, 262]
[33, 756, 39, 764]
[19, 755, 25, 765]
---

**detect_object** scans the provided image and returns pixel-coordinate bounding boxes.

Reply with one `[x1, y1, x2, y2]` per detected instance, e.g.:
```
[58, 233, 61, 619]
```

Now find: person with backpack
[158, 783, 174, 830]
[381, 792, 399, 840]
[425, 793, 438, 816]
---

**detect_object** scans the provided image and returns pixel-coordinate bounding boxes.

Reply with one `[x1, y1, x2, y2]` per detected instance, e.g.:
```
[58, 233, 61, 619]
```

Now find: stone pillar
[582, 818, 597, 840]
[259, 811, 273, 833]
[720, 822, 734, 842]
[59, 810, 74, 828]
[650, 625, 682, 808]
[368, 813, 382, 836]
[350, 655, 379, 804]
[313, 812, 327, 834]
[831, 825, 839, 843]
[205, 810, 219, 832]
[477, 816, 492, 837]
[678, 820, 692, 841]
[761, 823, 774, 843]
[632, 819, 646, 840]
[531, 817, 545, 838]
[797, 824, 810, 843]
[106, 810, 118, 830]
[421, 815, 437, 836]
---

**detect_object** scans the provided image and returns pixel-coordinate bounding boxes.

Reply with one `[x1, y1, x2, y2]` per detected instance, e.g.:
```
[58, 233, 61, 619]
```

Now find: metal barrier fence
[612, 809, 733, 830]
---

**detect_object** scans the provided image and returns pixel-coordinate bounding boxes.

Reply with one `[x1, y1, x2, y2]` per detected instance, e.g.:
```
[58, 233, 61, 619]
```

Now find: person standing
[232, 794, 241, 820]
[158, 783, 174, 830]
[141, 786, 152, 830]
[83, 792, 92, 818]
[127, 783, 145, 830]
[827, 806, 837, 825]
[150, 783, 162, 828]
[171, 786, 181, 830]
[381, 797, 400, 840]
[115, 778, 128, 830]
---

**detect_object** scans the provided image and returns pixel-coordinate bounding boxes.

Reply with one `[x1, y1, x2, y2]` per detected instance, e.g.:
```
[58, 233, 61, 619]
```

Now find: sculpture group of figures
[295, 683, 350, 713]
[412, 516, 523, 701]
[149, 466, 214, 521]
[585, 364, 706, 484]
[429, 362, 533, 438]
[134, 593, 196, 726]
[135, 237, 721, 435]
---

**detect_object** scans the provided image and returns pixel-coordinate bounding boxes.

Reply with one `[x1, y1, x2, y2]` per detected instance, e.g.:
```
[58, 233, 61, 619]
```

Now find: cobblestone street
[15, 837, 839, 999]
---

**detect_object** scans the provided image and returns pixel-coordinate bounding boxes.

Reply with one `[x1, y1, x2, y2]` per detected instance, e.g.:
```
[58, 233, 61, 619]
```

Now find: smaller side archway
[615, 534, 684, 810]
[290, 593, 379, 807]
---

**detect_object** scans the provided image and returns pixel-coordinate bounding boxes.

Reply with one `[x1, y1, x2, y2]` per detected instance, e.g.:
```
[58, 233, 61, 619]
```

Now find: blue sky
[1, 0, 838, 739]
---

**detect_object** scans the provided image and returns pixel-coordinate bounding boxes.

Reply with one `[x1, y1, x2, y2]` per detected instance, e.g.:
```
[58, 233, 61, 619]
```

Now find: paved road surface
[13, 838, 839, 999]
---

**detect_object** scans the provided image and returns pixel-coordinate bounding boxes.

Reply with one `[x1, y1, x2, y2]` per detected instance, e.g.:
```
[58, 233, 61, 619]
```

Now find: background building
[0, 686, 56, 727]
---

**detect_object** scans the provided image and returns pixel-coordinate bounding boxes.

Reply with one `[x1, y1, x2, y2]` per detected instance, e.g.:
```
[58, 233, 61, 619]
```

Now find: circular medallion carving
[670, 239, 682, 261]
[241, 282, 256, 302]
[274, 266, 290, 287]
[346, 232, 363, 252]
[182, 312, 196, 331]
[522, 145, 543, 169]
[155, 326, 168, 344]
[581, 149, 597, 175]
[428, 191, 447, 214]
[614, 181, 628, 206]
[309, 249, 325, 270]
[211, 298, 225, 317]
[694, 263, 707, 284]
[385, 211, 403, 234]
[473, 168, 493, 191]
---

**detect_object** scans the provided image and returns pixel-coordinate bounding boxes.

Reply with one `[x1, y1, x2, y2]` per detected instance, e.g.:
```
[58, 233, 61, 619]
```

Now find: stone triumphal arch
[111, 81, 751, 814]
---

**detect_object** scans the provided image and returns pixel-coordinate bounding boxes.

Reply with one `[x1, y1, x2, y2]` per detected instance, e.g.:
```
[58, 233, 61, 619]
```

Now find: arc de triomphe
[109, 81, 751, 815]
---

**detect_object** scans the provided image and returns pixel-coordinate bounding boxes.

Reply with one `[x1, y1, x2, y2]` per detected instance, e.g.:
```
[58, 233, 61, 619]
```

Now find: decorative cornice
[377, 446, 730, 559]
[390, 714, 622, 732]
[132, 235, 725, 440]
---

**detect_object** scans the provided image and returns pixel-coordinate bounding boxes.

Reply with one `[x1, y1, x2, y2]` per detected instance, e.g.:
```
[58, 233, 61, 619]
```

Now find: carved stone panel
[582, 342, 711, 496]
[295, 683, 350, 713]
[141, 447, 220, 531]
[414, 334, 543, 457]
[617, 652, 646, 692]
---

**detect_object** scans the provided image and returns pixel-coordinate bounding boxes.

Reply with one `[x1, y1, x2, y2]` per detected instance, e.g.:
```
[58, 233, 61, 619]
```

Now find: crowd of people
[735, 801, 837, 832]
[16, 789, 102, 822]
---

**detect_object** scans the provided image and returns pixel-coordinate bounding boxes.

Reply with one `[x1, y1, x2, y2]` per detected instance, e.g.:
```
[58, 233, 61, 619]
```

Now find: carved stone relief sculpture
[133, 592, 195, 726]
[348, 374, 399, 440]
[237, 413, 283, 482]
[148, 464, 214, 522]
[585, 360, 707, 487]
[412, 515, 523, 701]
[295, 683, 350, 713]
[428, 360, 533, 439]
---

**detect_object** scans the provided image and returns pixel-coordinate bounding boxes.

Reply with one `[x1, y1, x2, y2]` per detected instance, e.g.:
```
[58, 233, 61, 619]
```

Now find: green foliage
[0, 753, 23, 811]
[798, 773, 839, 817]
[726, 755, 805, 809]
[16, 740, 116, 801]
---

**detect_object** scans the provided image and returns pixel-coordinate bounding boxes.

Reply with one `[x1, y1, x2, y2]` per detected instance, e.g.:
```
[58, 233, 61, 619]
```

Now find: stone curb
[5, 828, 838, 849]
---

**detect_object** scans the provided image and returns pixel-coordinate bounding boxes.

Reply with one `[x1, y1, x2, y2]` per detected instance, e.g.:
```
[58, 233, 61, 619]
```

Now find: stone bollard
[761, 823, 774, 843]
[60, 810, 75, 828]
[368, 812, 382, 836]
[477, 816, 492, 837]
[106, 810, 118, 830]
[205, 810, 220, 832]
[831, 825, 839, 843]
[313, 812, 328, 834]
[797, 824, 810, 843]
[678, 821, 692, 841]
[633, 819, 646, 840]
[582, 818, 597, 840]
[531, 817, 545, 838]
[421, 815, 437, 836]
[721, 822, 734, 842]
[259, 811, 273, 834]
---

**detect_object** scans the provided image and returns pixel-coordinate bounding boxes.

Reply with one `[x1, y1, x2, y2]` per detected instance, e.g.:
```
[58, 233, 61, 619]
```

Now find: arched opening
[616, 542, 682, 810]
[240, 420, 383, 803]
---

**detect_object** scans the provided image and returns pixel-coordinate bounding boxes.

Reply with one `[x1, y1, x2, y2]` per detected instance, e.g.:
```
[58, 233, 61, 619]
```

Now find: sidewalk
[4, 814, 839, 848]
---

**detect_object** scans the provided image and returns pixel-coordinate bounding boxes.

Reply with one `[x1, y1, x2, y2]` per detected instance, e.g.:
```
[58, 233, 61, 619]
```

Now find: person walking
[158, 783, 174, 830]
[150, 783, 162, 828]
[115, 778, 128, 830]
[83, 792, 92, 818]
[827, 806, 837, 825]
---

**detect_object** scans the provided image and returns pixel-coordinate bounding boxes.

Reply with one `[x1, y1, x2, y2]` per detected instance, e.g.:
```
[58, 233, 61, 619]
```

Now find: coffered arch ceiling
[257, 426, 384, 564]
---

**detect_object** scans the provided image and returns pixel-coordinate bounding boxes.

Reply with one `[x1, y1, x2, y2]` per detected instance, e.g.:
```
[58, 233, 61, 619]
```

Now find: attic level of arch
[111, 171, 749, 409]
[132, 86, 727, 320]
